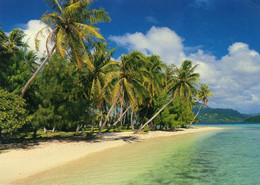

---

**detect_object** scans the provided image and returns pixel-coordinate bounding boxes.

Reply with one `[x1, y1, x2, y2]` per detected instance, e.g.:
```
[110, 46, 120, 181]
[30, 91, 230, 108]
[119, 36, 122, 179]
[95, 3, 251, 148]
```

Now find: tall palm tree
[137, 55, 166, 128]
[20, 0, 110, 98]
[88, 42, 118, 102]
[188, 84, 214, 128]
[134, 60, 200, 134]
[98, 51, 149, 135]
[87, 42, 119, 130]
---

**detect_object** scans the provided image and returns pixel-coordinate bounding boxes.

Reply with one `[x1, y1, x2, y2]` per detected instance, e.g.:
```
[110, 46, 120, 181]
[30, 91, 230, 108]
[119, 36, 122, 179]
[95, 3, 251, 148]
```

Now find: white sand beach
[0, 127, 223, 184]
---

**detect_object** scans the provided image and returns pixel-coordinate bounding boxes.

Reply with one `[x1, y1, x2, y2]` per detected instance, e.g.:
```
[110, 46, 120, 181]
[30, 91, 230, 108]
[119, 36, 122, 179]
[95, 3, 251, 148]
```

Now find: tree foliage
[0, 89, 28, 139]
[0, 1, 214, 140]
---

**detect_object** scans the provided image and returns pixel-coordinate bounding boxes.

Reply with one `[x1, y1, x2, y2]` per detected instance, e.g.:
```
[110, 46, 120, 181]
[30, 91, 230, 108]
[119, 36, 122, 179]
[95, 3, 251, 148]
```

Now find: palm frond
[74, 23, 104, 40]
[45, 0, 63, 14]
[56, 28, 67, 57]
[85, 8, 111, 25]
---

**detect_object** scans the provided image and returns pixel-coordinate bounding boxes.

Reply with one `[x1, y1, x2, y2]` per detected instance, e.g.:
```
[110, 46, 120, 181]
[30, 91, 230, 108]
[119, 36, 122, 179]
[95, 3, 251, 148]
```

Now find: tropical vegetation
[192, 103, 250, 123]
[244, 115, 260, 123]
[0, 0, 214, 144]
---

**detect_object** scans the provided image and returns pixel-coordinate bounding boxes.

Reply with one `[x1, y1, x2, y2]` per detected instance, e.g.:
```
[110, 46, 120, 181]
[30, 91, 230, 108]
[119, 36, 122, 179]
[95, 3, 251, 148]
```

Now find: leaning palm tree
[20, 0, 110, 98]
[134, 60, 200, 134]
[187, 84, 214, 128]
[98, 51, 149, 135]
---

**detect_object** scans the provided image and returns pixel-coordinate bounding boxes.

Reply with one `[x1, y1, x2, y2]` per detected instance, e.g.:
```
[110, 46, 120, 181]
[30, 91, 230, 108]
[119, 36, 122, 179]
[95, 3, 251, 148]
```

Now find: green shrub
[0, 89, 28, 139]
[143, 126, 150, 132]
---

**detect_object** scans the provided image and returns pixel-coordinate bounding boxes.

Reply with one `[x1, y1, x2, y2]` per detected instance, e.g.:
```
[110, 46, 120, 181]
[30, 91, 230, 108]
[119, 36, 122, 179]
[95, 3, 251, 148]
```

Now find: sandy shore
[0, 127, 223, 184]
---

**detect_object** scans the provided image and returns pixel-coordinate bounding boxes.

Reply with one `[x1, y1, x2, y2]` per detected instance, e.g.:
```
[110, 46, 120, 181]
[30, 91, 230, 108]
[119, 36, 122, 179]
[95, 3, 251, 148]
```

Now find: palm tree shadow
[0, 134, 140, 152]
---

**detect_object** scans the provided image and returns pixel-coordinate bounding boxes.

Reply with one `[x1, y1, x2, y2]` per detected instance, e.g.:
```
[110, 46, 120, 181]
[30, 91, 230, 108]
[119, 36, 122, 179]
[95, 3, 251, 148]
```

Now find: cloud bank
[109, 26, 260, 113]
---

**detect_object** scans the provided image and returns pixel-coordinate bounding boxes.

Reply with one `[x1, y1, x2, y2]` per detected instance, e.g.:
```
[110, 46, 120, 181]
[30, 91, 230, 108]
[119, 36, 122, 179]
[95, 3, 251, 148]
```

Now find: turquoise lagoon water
[16, 124, 260, 185]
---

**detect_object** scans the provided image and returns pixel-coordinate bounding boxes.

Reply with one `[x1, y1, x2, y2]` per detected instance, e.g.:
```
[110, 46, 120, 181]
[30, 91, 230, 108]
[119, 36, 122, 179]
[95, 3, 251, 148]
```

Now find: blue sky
[1, 0, 260, 114]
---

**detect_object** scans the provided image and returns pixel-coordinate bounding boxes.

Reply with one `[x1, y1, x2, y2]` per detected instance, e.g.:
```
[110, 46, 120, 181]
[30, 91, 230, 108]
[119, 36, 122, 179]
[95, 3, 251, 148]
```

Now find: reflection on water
[15, 125, 260, 185]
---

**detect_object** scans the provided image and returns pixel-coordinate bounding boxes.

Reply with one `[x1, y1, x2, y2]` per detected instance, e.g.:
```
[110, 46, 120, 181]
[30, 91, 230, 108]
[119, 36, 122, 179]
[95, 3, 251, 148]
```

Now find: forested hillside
[192, 103, 250, 123]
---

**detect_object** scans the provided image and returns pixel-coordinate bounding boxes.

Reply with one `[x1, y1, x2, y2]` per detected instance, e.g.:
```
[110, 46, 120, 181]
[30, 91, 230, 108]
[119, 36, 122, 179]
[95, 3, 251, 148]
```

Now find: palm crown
[36, 0, 110, 67]
[171, 60, 200, 102]
[198, 84, 214, 105]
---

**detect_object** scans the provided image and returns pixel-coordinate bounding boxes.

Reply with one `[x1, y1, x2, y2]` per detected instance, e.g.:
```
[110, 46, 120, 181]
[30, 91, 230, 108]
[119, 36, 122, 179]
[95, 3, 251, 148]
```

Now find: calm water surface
[16, 124, 260, 185]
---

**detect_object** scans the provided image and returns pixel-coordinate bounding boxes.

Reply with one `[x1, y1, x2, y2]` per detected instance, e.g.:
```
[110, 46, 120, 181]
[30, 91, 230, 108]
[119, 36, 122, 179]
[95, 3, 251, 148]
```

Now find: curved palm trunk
[134, 98, 173, 134]
[20, 46, 55, 98]
[96, 94, 119, 137]
[187, 103, 203, 128]
[105, 105, 131, 132]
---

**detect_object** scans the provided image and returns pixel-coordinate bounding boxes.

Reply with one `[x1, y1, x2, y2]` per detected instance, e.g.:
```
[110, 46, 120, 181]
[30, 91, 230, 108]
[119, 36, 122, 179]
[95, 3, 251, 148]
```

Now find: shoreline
[0, 127, 223, 184]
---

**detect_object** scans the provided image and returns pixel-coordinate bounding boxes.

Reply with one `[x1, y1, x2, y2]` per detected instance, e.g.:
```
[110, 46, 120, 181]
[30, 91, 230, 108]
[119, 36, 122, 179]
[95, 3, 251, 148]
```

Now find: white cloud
[23, 20, 52, 57]
[109, 26, 260, 113]
[109, 26, 185, 66]
[188, 42, 260, 113]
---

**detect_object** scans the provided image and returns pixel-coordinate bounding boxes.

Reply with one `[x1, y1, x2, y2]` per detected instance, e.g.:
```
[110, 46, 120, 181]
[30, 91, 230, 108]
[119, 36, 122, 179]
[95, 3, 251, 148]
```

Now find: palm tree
[6, 28, 28, 53]
[136, 55, 166, 129]
[145, 55, 166, 98]
[0, 28, 27, 88]
[98, 51, 149, 135]
[20, 0, 110, 98]
[134, 60, 200, 134]
[163, 65, 175, 91]
[24, 50, 39, 73]
[87, 42, 119, 131]
[187, 84, 214, 128]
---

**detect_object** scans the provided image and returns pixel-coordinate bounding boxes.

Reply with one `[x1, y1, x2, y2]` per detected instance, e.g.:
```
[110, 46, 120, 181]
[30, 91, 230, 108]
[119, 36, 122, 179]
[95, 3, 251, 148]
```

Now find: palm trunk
[43, 127, 47, 134]
[113, 107, 118, 123]
[82, 125, 87, 136]
[91, 115, 96, 134]
[99, 108, 103, 128]
[75, 124, 81, 135]
[119, 91, 124, 125]
[33, 129, 37, 139]
[105, 105, 131, 132]
[97, 94, 119, 136]
[187, 103, 203, 128]
[134, 98, 173, 134]
[131, 109, 134, 130]
[20, 46, 55, 99]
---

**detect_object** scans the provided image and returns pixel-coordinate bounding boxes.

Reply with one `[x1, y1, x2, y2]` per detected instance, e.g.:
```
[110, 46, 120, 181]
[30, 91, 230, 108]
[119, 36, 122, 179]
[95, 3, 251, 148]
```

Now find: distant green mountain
[244, 115, 260, 123]
[192, 103, 250, 123]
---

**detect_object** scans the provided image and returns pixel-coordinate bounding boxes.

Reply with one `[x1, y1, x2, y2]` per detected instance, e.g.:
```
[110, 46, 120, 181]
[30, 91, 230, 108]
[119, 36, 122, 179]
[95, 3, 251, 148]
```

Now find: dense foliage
[0, 0, 214, 141]
[0, 89, 28, 140]
[192, 103, 250, 123]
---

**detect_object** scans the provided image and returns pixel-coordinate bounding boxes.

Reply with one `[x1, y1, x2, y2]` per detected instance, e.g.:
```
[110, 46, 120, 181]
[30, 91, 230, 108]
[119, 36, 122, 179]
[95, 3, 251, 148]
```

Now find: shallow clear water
[16, 124, 260, 185]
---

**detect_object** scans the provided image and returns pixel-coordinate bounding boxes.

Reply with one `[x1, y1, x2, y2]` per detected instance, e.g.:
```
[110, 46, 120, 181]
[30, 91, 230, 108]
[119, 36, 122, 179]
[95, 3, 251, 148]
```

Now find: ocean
[16, 123, 260, 185]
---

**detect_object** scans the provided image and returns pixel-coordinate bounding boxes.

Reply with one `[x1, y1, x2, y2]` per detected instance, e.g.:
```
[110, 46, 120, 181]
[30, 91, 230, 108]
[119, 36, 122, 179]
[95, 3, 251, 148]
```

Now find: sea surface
[16, 123, 260, 185]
